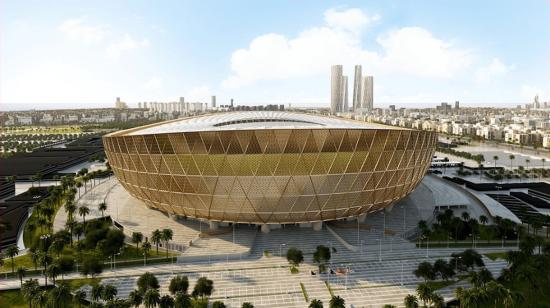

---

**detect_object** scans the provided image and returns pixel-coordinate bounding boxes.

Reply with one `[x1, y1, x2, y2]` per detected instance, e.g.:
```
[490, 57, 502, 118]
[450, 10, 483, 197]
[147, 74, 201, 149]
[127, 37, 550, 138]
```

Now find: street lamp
[376, 239, 382, 262]
[455, 256, 462, 272]
[402, 206, 406, 232]
[381, 211, 386, 238]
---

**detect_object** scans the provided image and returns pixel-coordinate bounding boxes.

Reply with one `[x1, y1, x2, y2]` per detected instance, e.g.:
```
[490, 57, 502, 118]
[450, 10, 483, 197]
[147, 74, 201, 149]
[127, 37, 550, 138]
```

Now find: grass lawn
[1, 244, 176, 273]
[483, 252, 508, 261]
[0, 289, 27, 308]
[427, 280, 457, 290]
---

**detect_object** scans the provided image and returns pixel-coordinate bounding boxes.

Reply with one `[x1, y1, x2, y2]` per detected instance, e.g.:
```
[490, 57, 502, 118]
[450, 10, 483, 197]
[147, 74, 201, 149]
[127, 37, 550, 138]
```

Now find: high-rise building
[211, 96, 216, 108]
[230, 98, 234, 107]
[342, 76, 349, 112]
[352, 65, 362, 111]
[455, 101, 460, 109]
[361, 76, 373, 112]
[330, 65, 343, 114]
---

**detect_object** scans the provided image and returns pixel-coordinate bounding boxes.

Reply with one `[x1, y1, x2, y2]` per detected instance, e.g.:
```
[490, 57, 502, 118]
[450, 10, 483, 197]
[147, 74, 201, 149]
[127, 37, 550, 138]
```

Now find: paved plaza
[14, 175, 519, 307]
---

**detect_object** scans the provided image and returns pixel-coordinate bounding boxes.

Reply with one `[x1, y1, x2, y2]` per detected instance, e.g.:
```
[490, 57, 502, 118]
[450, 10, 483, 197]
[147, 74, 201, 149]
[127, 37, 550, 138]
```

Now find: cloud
[222, 8, 471, 89]
[324, 8, 380, 33]
[58, 18, 105, 44]
[106, 34, 149, 59]
[144, 76, 163, 90]
[375, 27, 471, 78]
[474, 58, 513, 83]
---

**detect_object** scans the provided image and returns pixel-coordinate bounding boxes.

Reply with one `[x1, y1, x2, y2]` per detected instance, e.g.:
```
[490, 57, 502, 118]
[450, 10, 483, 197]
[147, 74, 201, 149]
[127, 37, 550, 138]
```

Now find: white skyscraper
[330, 65, 343, 114]
[342, 76, 349, 112]
[361, 75, 373, 112]
[352, 65, 362, 111]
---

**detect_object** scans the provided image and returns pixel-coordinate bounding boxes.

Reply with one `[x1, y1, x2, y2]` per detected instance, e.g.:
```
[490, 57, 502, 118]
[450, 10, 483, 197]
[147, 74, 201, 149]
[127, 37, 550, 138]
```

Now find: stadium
[102, 112, 436, 228]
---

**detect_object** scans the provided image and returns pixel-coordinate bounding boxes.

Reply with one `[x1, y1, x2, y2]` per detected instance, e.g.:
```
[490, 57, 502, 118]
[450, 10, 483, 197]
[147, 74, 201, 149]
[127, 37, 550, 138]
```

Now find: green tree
[286, 247, 304, 267]
[309, 299, 324, 308]
[132, 232, 143, 250]
[101, 284, 118, 301]
[192, 277, 214, 299]
[162, 228, 173, 257]
[92, 284, 104, 303]
[212, 301, 227, 308]
[48, 281, 72, 308]
[144, 289, 161, 308]
[16, 267, 27, 287]
[174, 292, 192, 308]
[79, 206, 90, 224]
[142, 241, 152, 264]
[81, 255, 103, 278]
[151, 229, 163, 254]
[99, 202, 108, 217]
[159, 295, 175, 308]
[414, 261, 435, 282]
[241, 303, 254, 308]
[416, 283, 433, 307]
[137, 272, 160, 293]
[128, 290, 143, 308]
[5, 245, 19, 273]
[403, 294, 418, 308]
[22, 278, 40, 308]
[169, 275, 189, 295]
[74, 290, 88, 308]
[329, 295, 345, 308]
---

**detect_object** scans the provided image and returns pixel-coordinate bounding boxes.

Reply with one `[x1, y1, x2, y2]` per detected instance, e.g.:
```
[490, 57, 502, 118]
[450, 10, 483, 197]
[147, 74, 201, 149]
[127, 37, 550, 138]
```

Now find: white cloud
[106, 34, 149, 59]
[474, 58, 513, 83]
[58, 18, 105, 44]
[144, 76, 163, 90]
[375, 27, 471, 78]
[324, 8, 380, 33]
[222, 8, 471, 89]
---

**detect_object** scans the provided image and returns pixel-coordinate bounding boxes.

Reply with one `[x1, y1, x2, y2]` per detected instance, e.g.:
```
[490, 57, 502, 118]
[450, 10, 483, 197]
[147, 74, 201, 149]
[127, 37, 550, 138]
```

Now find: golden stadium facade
[103, 112, 436, 224]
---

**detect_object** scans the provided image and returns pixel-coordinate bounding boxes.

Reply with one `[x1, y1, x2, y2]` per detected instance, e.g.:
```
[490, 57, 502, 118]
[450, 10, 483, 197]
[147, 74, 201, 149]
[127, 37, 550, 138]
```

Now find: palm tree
[35, 171, 43, 187]
[509, 154, 515, 171]
[404, 294, 419, 308]
[542, 158, 546, 180]
[161, 228, 173, 257]
[5, 245, 19, 273]
[128, 290, 143, 308]
[101, 284, 118, 301]
[79, 206, 90, 224]
[76, 181, 82, 198]
[329, 295, 345, 308]
[159, 295, 175, 308]
[46, 263, 61, 284]
[35, 291, 49, 308]
[98, 202, 107, 217]
[174, 293, 192, 308]
[17, 267, 27, 287]
[416, 283, 433, 307]
[74, 290, 88, 308]
[48, 282, 72, 307]
[479, 215, 488, 226]
[461, 212, 470, 222]
[309, 299, 324, 308]
[132, 232, 144, 250]
[144, 289, 161, 308]
[142, 241, 152, 264]
[22, 279, 40, 307]
[493, 155, 499, 170]
[91, 284, 104, 303]
[151, 229, 162, 254]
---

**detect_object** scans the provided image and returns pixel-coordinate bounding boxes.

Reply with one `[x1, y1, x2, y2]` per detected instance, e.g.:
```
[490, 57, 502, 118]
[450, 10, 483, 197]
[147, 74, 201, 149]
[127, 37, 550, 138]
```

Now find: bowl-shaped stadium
[103, 111, 436, 225]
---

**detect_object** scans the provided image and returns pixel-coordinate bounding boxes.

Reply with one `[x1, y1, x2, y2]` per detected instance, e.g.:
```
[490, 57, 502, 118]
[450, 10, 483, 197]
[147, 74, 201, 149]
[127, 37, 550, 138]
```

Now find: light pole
[376, 239, 382, 262]
[455, 256, 461, 272]
[232, 223, 235, 244]
[381, 211, 386, 238]
[360, 240, 364, 256]
[469, 233, 473, 248]
[402, 206, 406, 232]
[357, 218, 360, 246]
[400, 261, 404, 286]
[502, 235, 507, 248]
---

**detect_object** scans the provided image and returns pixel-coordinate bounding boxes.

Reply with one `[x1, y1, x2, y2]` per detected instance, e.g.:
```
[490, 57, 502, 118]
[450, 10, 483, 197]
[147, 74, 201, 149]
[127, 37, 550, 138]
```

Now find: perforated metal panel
[103, 118, 436, 224]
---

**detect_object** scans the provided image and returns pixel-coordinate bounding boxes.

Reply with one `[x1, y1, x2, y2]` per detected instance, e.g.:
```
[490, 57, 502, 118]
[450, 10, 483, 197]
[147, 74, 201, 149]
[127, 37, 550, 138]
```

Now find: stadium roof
[127, 111, 400, 136]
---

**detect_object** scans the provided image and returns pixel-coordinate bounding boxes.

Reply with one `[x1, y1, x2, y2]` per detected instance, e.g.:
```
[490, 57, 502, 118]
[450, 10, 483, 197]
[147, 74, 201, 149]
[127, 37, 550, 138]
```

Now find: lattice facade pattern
[103, 128, 437, 224]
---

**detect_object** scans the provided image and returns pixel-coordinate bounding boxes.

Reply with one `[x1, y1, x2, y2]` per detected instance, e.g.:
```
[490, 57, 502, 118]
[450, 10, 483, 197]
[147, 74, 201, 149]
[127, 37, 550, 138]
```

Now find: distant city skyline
[1, 1, 549, 111]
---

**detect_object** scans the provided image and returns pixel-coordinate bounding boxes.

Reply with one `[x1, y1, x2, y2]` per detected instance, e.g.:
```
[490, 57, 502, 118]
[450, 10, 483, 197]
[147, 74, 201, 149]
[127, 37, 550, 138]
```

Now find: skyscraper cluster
[330, 65, 373, 115]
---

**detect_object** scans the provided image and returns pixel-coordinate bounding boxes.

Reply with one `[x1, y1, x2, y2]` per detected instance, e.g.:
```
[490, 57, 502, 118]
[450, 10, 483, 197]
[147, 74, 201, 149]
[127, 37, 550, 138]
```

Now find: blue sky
[1, 0, 549, 110]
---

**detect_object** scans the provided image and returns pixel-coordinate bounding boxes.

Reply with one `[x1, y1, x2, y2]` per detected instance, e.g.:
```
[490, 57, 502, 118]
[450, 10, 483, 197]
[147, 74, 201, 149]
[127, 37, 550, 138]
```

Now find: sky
[1, 0, 549, 111]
